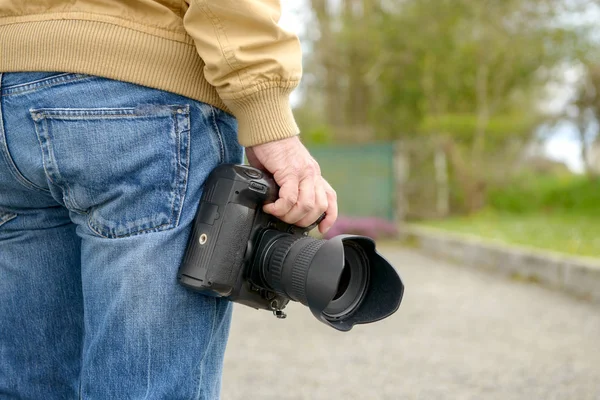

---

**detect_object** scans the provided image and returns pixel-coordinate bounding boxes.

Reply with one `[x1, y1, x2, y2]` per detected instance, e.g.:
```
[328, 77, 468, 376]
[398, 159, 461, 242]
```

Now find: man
[0, 1, 337, 398]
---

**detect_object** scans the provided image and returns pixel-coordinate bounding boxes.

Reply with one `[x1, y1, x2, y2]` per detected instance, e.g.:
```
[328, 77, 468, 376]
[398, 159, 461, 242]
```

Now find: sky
[545, 133, 583, 171]
[279, 2, 305, 35]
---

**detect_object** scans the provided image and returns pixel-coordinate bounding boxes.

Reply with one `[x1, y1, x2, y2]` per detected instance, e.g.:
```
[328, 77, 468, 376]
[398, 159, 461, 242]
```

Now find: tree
[297, 0, 596, 210]
[568, 64, 600, 176]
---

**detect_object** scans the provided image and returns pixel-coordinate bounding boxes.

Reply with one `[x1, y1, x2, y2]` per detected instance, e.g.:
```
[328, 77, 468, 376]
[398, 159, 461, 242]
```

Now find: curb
[402, 225, 600, 302]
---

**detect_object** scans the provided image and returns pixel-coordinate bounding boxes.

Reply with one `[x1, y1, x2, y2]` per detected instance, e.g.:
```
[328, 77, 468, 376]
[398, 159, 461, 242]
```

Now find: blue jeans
[0, 72, 243, 399]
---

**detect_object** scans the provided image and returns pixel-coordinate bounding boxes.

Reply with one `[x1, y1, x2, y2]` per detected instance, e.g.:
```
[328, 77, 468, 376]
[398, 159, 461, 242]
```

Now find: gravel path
[222, 246, 600, 400]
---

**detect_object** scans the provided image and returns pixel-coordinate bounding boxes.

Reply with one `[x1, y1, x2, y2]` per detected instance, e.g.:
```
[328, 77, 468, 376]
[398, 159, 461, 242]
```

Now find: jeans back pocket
[31, 105, 191, 238]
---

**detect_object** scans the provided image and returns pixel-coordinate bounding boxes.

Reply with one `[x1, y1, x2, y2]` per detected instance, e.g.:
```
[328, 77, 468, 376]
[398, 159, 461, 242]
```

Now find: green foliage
[293, 103, 334, 145]
[421, 211, 600, 257]
[487, 175, 600, 215]
[420, 113, 539, 143]
[366, 0, 576, 136]
[421, 174, 600, 257]
[299, 0, 599, 213]
[299, 0, 595, 144]
[301, 125, 334, 145]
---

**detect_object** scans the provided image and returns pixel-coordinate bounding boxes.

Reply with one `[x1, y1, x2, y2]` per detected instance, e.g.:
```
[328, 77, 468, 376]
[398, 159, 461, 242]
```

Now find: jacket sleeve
[183, 0, 302, 147]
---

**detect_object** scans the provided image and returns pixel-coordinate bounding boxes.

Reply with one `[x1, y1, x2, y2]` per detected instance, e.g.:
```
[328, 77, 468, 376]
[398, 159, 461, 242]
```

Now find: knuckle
[298, 200, 315, 212]
[304, 162, 318, 176]
[278, 164, 301, 182]
[295, 220, 310, 228]
[290, 164, 302, 177]
[318, 198, 328, 212]
[311, 159, 321, 175]
[281, 215, 296, 224]
[284, 195, 298, 208]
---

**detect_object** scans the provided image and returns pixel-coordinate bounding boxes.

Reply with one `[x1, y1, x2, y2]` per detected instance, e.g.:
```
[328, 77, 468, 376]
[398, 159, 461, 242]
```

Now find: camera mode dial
[243, 169, 262, 179]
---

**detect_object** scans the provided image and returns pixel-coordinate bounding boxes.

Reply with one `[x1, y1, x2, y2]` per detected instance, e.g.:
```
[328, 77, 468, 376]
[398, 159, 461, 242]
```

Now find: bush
[487, 175, 600, 215]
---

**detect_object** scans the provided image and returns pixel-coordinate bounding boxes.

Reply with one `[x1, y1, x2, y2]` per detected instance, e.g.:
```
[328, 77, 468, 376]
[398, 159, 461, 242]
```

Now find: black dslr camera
[178, 164, 403, 331]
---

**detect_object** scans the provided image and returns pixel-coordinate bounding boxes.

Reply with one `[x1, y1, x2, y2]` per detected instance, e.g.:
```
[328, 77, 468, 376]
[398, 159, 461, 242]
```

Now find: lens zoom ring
[289, 239, 325, 305]
[268, 236, 304, 296]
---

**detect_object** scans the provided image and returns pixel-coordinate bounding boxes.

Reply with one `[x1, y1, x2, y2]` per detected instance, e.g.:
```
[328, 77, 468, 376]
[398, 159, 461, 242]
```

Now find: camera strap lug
[269, 299, 287, 319]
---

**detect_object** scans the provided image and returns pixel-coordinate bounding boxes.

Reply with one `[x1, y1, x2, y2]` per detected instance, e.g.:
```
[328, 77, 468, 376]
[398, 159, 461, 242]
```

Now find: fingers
[294, 176, 328, 228]
[318, 179, 338, 234]
[280, 176, 316, 224]
[248, 136, 337, 232]
[263, 175, 299, 217]
[263, 170, 331, 231]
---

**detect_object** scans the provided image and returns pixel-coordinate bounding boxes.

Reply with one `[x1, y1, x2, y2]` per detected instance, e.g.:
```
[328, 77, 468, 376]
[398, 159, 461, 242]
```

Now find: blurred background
[280, 0, 600, 256]
[222, 1, 600, 399]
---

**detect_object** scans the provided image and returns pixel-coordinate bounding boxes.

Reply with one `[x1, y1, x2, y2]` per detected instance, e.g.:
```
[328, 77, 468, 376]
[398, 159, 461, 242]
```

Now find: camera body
[178, 164, 302, 314]
[179, 164, 404, 331]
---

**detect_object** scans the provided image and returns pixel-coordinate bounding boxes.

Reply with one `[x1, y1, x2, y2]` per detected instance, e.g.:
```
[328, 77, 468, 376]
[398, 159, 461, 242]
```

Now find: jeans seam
[0, 84, 51, 194]
[86, 215, 174, 239]
[209, 106, 225, 164]
[86, 217, 110, 238]
[32, 116, 85, 211]
[173, 106, 191, 228]
[194, 299, 218, 400]
[1, 74, 94, 97]
[0, 211, 16, 227]
[0, 128, 51, 193]
[36, 113, 141, 120]
[1, 72, 71, 91]
[32, 109, 152, 119]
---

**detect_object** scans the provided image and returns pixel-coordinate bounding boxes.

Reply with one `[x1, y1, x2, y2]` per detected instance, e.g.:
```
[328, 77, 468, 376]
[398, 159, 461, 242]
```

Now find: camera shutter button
[244, 169, 262, 179]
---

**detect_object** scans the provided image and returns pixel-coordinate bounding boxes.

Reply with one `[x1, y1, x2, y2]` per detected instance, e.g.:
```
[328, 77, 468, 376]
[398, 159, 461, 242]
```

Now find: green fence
[309, 142, 396, 220]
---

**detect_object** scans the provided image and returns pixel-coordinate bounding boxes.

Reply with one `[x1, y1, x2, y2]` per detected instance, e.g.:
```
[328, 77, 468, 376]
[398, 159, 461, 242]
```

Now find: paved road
[222, 246, 600, 400]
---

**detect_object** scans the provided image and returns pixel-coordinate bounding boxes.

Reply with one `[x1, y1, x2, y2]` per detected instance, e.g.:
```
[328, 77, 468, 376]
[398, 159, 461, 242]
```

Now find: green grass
[418, 175, 600, 258]
[486, 175, 600, 215]
[419, 210, 600, 258]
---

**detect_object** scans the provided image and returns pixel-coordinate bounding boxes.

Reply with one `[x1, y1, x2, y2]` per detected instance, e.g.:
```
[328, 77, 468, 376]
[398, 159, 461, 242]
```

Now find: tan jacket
[0, 0, 301, 146]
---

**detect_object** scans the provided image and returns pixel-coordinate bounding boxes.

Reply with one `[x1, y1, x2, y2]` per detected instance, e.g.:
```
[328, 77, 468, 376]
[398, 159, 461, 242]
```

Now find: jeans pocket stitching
[86, 216, 173, 239]
[31, 115, 84, 210]
[172, 106, 191, 228]
[32, 105, 190, 238]
[209, 106, 225, 164]
[32, 106, 180, 119]
[0, 112, 50, 194]
[3, 74, 95, 97]
[2, 73, 71, 91]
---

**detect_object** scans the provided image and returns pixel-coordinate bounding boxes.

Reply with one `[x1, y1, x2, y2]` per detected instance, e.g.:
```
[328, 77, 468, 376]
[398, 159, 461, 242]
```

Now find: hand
[246, 136, 338, 234]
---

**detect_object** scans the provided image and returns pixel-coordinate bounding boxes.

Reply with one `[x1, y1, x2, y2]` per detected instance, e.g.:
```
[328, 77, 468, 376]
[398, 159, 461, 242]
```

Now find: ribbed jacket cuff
[224, 86, 300, 147]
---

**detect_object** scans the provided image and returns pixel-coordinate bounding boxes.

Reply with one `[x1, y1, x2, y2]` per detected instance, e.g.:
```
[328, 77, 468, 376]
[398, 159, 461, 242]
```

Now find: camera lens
[262, 235, 324, 306]
[332, 264, 351, 301]
[322, 242, 370, 320]
[262, 235, 370, 321]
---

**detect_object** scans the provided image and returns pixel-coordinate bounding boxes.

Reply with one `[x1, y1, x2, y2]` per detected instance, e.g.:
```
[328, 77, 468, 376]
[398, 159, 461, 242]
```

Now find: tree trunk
[578, 123, 592, 176]
[435, 146, 450, 217]
[344, 0, 374, 142]
[472, 62, 490, 169]
[468, 38, 490, 212]
[309, 0, 344, 130]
